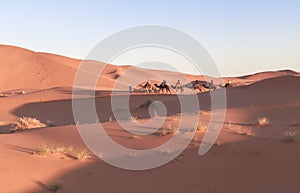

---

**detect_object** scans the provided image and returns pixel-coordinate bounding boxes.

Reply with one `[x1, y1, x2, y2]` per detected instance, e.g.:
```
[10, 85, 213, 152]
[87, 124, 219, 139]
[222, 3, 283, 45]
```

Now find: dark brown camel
[138, 82, 154, 93]
[193, 83, 202, 92]
[154, 83, 171, 94]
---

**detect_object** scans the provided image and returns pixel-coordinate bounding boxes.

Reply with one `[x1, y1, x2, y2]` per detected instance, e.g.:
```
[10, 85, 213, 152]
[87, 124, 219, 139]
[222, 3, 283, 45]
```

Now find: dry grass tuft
[258, 117, 269, 127]
[34, 144, 90, 160]
[215, 139, 224, 146]
[34, 145, 68, 155]
[74, 149, 90, 160]
[283, 131, 296, 143]
[167, 124, 178, 134]
[235, 126, 252, 136]
[48, 182, 63, 193]
[130, 116, 138, 122]
[197, 122, 207, 133]
[130, 135, 141, 139]
[159, 124, 178, 136]
[11, 117, 46, 132]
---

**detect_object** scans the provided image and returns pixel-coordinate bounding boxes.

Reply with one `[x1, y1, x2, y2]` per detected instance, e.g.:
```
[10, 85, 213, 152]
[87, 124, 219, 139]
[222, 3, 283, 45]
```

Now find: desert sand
[1, 45, 300, 193]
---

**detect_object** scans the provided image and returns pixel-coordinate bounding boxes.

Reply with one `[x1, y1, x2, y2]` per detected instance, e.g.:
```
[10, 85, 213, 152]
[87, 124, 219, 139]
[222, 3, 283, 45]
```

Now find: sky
[1, 0, 300, 76]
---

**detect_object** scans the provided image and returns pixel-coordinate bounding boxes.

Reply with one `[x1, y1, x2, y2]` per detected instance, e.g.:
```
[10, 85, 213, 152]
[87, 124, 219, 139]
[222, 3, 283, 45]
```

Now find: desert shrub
[34, 145, 68, 155]
[215, 139, 224, 146]
[258, 117, 269, 126]
[130, 135, 141, 139]
[48, 182, 62, 193]
[167, 124, 178, 134]
[283, 131, 296, 143]
[75, 149, 90, 160]
[34, 145, 90, 160]
[11, 117, 46, 132]
[235, 126, 252, 136]
[197, 122, 207, 132]
[130, 116, 138, 122]
[159, 124, 178, 136]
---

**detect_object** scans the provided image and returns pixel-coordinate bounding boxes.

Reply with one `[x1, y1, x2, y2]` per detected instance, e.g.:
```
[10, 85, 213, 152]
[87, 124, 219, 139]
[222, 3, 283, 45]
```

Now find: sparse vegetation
[11, 117, 47, 132]
[235, 126, 252, 136]
[48, 182, 63, 193]
[34, 144, 90, 160]
[130, 135, 141, 139]
[167, 124, 178, 134]
[130, 116, 138, 122]
[192, 135, 201, 147]
[34, 145, 68, 155]
[197, 122, 207, 132]
[227, 122, 253, 136]
[258, 117, 269, 126]
[283, 131, 296, 143]
[215, 138, 224, 146]
[159, 124, 178, 136]
[74, 149, 90, 160]
[160, 128, 168, 136]
[45, 120, 55, 127]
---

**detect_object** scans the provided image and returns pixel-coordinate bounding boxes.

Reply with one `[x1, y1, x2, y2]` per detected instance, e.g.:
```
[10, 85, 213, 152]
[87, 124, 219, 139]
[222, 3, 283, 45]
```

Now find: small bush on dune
[235, 126, 252, 136]
[130, 135, 141, 139]
[167, 124, 178, 135]
[34, 144, 90, 160]
[197, 122, 207, 132]
[11, 117, 47, 132]
[215, 138, 224, 146]
[283, 131, 296, 143]
[48, 182, 63, 193]
[34, 145, 68, 155]
[159, 124, 178, 136]
[75, 149, 90, 160]
[130, 116, 138, 122]
[258, 117, 269, 127]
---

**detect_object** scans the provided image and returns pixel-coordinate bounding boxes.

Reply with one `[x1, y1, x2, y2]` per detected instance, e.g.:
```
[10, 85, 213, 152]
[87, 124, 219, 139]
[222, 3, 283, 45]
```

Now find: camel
[192, 83, 202, 92]
[182, 82, 202, 93]
[171, 82, 184, 94]
[138, 82, 155, 94]
[202, 82, 217, 90]
[154, 83, 171, 94]
[171, 84, 184, 94]
[224, 83, 233, 88]
[170, 82, 202, 94]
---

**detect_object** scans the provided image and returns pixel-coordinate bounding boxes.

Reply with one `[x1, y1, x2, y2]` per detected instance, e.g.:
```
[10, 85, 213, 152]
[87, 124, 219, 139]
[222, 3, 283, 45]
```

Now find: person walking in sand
[175, 80, 181, 92]
[129, 84, 133, 94]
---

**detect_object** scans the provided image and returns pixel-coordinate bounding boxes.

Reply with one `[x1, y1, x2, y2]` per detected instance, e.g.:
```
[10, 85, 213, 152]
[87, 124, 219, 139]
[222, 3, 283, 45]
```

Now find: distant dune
[2, 44, 298, 92]
[0, 45, 204, 91]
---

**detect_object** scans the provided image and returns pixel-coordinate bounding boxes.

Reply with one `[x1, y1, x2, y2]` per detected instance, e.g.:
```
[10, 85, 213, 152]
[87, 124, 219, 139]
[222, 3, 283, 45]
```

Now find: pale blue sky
[1, 0, 299, 76]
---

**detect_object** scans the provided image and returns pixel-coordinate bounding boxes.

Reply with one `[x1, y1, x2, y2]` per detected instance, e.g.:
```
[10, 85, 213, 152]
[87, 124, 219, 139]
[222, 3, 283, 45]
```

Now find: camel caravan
[129, 79, 233, 95]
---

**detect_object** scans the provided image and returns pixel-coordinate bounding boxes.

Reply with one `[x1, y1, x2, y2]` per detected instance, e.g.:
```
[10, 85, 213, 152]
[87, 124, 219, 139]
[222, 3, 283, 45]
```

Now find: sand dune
[0, 45, 206, 92]
[1, 45, 300, 193]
